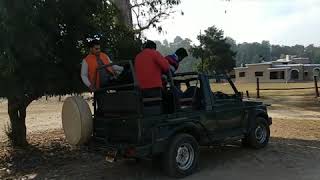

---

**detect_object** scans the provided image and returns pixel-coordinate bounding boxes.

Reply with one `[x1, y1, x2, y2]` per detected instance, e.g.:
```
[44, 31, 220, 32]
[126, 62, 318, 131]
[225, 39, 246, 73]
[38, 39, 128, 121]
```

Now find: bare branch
[129, 0, 181, 34]
[133, 11, 168, 33]
[130, 1, 147, 9]
[132, 8, 142, 29]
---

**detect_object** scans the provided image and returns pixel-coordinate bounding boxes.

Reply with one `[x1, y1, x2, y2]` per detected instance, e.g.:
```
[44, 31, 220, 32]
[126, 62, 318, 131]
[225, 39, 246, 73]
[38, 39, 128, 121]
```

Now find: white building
[234, 55, 320, 83]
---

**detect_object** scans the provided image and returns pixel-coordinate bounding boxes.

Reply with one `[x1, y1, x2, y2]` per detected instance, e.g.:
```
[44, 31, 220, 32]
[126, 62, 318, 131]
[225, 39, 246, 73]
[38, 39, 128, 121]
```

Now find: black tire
[242, 117, 270, 149]
[163, 134, 199, 178]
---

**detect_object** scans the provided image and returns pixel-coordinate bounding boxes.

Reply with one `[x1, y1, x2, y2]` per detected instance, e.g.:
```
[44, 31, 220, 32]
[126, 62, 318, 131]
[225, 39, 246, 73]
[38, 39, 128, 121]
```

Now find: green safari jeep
[91, 61, 272, 178]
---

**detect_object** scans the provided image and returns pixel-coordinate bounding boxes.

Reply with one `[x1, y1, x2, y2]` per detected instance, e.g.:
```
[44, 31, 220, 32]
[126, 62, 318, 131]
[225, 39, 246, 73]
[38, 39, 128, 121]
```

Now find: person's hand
[162, 74, 168, 81]
[89, 85, 96, 92]
[111, 65, 124, 76]
[112, 75, 117, 80]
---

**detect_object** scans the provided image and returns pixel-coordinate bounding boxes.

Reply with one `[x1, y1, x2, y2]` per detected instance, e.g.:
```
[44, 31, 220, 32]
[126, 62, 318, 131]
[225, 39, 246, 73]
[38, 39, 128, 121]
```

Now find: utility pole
[200, 30, 204, 73]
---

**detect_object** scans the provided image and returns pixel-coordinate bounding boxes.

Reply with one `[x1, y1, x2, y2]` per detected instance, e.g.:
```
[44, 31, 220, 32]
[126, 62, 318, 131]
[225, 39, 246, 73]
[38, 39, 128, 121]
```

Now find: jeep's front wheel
[243, 117, 270, 149]
[163, 134, 199, 178]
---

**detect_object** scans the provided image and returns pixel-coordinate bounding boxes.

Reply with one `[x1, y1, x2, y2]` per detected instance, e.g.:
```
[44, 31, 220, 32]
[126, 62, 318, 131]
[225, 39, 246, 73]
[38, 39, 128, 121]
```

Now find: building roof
[274, 64, 304, 67]
[272, 60, 292, 63]
[246, 62, 272, 66]
[234, 67, 248, 70]
[234, 60, 320, 71]
[268, 67, 291, 71]
[303, 64, 320, 67]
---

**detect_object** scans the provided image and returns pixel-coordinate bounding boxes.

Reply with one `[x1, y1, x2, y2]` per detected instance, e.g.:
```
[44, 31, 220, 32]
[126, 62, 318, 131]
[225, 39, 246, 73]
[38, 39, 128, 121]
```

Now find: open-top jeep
[63, 61, 272, 178]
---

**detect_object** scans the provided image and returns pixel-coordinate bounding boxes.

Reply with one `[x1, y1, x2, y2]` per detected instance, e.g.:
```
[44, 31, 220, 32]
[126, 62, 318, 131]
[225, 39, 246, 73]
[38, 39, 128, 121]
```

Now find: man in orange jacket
[81, 40, 123, 91]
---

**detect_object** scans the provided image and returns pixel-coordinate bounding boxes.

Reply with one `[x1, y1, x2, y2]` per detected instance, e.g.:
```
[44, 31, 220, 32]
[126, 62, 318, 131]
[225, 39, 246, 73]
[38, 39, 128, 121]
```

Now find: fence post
[314, 76, 319, 97]
[256, 78, 260, 98]
[246, 90, 250, 98]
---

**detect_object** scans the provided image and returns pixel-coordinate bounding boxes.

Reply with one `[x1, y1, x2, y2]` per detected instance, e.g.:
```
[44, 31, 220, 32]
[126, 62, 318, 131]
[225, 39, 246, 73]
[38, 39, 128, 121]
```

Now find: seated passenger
[81, 39, 123, 91]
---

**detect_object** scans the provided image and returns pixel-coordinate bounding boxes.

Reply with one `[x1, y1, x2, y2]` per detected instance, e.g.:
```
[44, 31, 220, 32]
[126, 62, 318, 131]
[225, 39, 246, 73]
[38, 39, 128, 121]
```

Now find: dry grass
[210, 82, 317, 97]
[0, 83, 320, 179]
[271, 118, 320, 141]
[209, 82, 320, 141]
[0, 82, 319, 143]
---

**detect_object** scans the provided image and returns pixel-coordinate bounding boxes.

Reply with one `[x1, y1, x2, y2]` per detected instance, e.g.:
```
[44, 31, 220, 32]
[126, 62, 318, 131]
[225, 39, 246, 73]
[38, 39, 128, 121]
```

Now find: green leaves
[155, 36, 199, 73]
[236, 42, 320, 66]
[191, 26, 236, 74]
[0, 0, 139, 98]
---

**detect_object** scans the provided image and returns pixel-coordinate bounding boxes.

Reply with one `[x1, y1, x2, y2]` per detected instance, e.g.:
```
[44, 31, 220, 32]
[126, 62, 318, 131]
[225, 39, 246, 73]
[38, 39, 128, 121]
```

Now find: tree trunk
[111, 0, 133, 28]
[7, 96, 33, 147]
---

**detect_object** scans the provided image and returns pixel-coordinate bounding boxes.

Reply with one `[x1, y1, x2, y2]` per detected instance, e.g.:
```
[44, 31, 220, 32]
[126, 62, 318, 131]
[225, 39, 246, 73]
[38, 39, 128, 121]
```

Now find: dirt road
[0, 95, 320, 179]
[1, 95, 319, 141]
[0, 98, 63, 142]
[1, 130, 320, 180]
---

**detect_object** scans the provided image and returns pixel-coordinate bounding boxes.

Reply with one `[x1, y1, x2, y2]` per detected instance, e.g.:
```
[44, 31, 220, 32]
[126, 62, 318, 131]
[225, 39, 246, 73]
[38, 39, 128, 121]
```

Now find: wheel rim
[255, 123, 267, 144]
[176, 143, 195, 171]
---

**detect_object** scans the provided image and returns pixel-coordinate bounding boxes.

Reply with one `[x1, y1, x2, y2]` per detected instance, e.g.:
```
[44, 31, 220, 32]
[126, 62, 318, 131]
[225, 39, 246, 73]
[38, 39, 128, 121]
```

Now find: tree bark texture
[112, 0, 133, 28]
[7, 96, 34, 147]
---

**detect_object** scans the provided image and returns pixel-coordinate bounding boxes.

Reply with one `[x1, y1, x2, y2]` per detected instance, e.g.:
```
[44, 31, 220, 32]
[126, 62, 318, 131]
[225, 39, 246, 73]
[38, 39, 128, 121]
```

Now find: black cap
[175, 48, 188, 61]
[143, 40, 157, 50]
[88, 39, 100, 48]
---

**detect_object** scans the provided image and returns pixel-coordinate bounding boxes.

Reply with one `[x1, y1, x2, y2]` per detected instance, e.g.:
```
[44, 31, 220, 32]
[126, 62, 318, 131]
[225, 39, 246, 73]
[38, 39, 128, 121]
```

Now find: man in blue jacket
[165, 48, 188, 75]
[163, 48, 189, 107]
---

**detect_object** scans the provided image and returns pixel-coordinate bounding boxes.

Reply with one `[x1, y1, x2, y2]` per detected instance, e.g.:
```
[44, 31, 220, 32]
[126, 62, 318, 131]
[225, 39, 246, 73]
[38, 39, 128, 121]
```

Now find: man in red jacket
[135, 40, 169, 90]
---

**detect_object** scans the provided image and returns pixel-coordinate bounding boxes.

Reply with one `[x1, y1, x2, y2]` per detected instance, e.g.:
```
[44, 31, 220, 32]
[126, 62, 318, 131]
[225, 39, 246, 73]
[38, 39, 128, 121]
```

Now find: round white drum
[62, 96, 93, 145]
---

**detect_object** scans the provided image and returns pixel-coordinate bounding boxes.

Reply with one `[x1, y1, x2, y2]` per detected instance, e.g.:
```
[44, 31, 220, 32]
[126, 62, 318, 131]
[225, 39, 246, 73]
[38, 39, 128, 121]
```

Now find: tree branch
[130, 1, 147, 9]
[130, 0, 181, 34]
[132, 8, 140, 26]
[133, 11, 168, 33]
[23, 94, 36, 107]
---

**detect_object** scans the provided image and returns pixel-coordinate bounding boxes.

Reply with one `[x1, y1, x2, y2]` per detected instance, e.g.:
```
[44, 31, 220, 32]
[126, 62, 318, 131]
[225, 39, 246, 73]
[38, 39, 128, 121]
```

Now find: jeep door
[210, 78, 245, 132]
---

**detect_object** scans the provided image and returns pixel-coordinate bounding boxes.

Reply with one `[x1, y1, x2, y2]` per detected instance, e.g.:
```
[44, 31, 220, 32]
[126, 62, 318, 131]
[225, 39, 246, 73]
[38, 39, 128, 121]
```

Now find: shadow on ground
[261, 95, 320, 113]
[1, 135, 320, 180]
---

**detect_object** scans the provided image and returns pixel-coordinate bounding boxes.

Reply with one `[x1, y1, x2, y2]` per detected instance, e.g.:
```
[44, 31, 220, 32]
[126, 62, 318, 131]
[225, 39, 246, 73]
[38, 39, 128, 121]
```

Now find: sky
[143, 0, 320, 46]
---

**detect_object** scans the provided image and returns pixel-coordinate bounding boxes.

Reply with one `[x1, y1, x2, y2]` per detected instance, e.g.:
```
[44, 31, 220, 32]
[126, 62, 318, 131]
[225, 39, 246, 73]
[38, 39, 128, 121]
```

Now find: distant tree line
[155, 26, 236, 74]
[155, 36, 200, 73]
[155, 35, 320, 73]
[0, 0, 180, 147]
[226, 39, 320, 66]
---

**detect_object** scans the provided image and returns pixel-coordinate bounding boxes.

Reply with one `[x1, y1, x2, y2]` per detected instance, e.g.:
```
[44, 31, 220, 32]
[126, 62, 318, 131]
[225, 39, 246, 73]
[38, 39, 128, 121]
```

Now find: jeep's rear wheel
[163, 134, 199, 178]
[243, 117, 270, 149]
